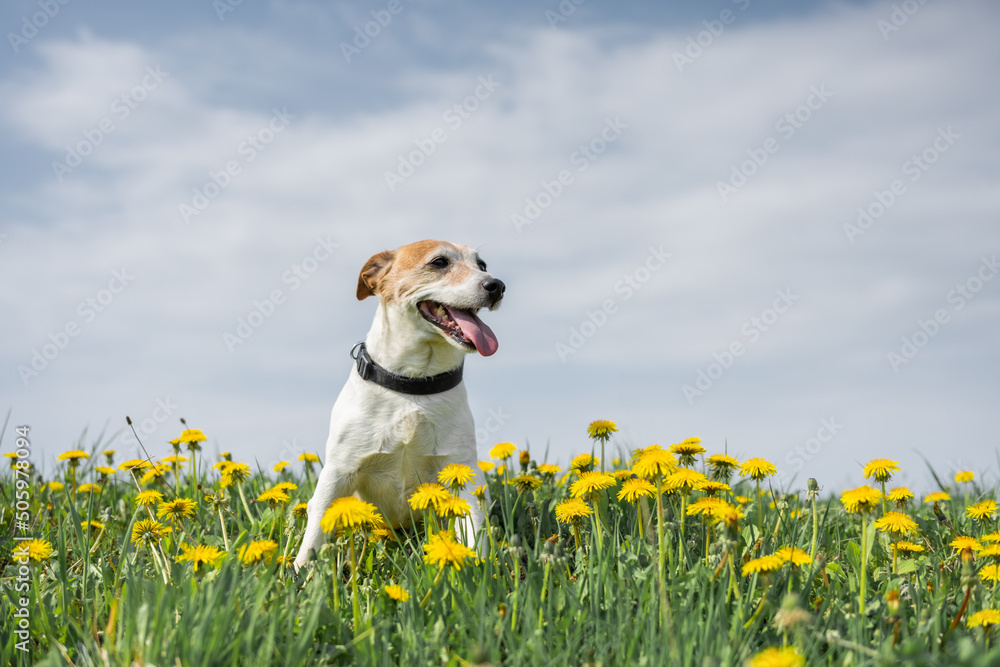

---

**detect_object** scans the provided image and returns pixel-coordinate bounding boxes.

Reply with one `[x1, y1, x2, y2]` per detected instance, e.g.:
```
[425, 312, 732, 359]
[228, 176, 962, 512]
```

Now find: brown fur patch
[356, 250, 395, 301]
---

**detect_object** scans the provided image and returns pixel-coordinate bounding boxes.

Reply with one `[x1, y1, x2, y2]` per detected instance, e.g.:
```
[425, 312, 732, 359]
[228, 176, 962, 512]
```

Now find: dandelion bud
[808, 478, 819, 492]
[519, 450, 530, 470]
[886, 590, 900, 616]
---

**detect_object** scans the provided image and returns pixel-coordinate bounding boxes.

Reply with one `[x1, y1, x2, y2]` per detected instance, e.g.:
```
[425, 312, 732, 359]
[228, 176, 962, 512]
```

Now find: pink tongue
[444, 306, 499, 357]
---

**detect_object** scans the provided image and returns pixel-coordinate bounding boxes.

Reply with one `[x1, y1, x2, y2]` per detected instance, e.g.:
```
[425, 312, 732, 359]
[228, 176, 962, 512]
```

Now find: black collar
[350, 342, 464, 395]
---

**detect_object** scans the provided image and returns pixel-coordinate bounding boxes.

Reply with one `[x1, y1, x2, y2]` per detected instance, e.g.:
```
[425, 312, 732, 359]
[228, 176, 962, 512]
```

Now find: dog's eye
[429, 256, 450, 269]
[477, 260, 487, 271]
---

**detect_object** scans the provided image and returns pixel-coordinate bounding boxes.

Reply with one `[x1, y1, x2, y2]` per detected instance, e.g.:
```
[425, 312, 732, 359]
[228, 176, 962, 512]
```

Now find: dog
[294, 240, 504, 568]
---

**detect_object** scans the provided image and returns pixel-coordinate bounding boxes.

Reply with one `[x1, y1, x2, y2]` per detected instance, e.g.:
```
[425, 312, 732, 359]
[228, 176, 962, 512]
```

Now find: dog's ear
[357, 250, 395, 300]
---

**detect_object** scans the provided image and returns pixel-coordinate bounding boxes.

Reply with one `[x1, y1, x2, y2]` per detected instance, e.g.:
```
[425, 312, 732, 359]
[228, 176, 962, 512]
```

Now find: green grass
[1, 428, 999, 666]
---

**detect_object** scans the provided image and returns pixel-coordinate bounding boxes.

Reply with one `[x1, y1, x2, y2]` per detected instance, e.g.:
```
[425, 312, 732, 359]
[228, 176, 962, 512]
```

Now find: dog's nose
[482, 278, 505, 300]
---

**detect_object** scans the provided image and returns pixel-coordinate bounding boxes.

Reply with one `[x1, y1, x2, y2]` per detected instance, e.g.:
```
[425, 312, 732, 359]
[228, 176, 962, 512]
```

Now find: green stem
[349, 531, 361, 634]
[859, 516, 867, 616]
[810, 495, 818, 560]
[756, 479, 763, 544]
[656, 479, 668, 629]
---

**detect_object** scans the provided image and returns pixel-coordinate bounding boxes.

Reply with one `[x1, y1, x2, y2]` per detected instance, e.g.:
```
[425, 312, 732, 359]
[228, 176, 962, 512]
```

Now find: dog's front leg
[294, 461, 354, 569]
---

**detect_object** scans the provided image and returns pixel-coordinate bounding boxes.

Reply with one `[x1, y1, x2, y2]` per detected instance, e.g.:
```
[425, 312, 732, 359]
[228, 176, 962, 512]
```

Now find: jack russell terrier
[294, 240, 504, 568]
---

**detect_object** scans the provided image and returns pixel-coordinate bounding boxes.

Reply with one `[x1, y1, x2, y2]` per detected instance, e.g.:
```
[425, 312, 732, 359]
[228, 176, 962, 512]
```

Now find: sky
[1, 0, 998, 494]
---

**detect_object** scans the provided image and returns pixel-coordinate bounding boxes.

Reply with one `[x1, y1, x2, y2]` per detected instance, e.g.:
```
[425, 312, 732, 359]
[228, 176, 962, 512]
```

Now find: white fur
[294, 244, 494, 568]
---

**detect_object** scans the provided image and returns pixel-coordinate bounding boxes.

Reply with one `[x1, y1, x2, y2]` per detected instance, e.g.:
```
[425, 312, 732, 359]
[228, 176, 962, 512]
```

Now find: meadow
[2, 418, 999, 666]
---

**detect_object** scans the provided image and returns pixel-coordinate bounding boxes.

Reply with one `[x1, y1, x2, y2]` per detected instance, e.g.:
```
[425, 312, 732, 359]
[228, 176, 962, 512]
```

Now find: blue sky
[2, 0, 998, 493]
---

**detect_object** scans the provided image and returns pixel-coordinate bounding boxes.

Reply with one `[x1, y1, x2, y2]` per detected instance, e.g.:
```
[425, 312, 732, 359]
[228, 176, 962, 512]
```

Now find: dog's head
[357, 240, 504, 356]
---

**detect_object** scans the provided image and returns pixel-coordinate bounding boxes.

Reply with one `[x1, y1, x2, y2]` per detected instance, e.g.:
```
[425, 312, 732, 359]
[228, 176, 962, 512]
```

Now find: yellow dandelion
[438, 463, 475, 490]
[179, 429, 207, 448]
[537, 463, 562, 477]
[257, 488, 291, 505]
[983, 531, 1000, 543]
[509, 474, 543, 493]
[298, 452, 320, 463]
[686, 497, 726, 516]
[161, 455, 188, 465]
[477, 460, 495, 473]
[669, 437, 705, 466]
[734, 495, 752, 505]
[94, 466, 116, 476]
[76, 483, 101, 493]
[435, 495, 471, 518]
[895, 541, 925, 554]
[706, 453, 740, 475]
[408, 483, 450, 511]
[748, 646, 805, 667]
[472, 485, 487, 501]
[618, 477, 656, 503]
[12, 539, 54, 563]
[139, 464, 170, 486]
[873, 511, 919, 536]
[156, 498, 197, 522]
[955, 471, 974, 483]
[665, 468, 707, 494]
[554, 497, 593, 524]
[489, 442, 517, 460]
[135, 490, 164, 506]
[292, 502, 309, 518]
[118, 459, 153, 471]
[221, 462, 252, 487]
[980, 565, 1000, 583]
[570, 453, 599, 472]
[422, 531, 476, 570]
[968, 609, 1000, 629]
[273, 461, 290, 473]
[130, 519, 168, 546]
[176, 544, 225, 572]
[48, 481, 65, 493]
[633, 448, 678, 481]
[978, 544, 1000, 560]
[968, 500, 998, 521]
[841, 485, 882, 514]
[586, 420, 618, 440]
[273, 481, 298, 493]
[861, 458, 900, 483]
[774, 547, 812, 566]
[740, 458, 777, 481]
[701, 480, 730, 496]
[384, 584, 410, 602]
[950, 536, 982, 552]
[320, 496, 380, 532]
[57, 450, 89, 462]
[742, 555, 785, 577]
[924, 491, 950, 503]
[887, 486, 913, 507]
[238, 539, 278, 565]
[570, 471, 616, 499]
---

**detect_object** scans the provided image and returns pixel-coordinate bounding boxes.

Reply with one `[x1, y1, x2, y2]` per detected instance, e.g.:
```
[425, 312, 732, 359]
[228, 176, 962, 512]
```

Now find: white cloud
[2, 0, 998, 489]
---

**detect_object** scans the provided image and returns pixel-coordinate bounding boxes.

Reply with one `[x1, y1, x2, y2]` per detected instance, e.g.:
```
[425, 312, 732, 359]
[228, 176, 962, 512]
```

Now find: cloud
[1, 0, 998, 489]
